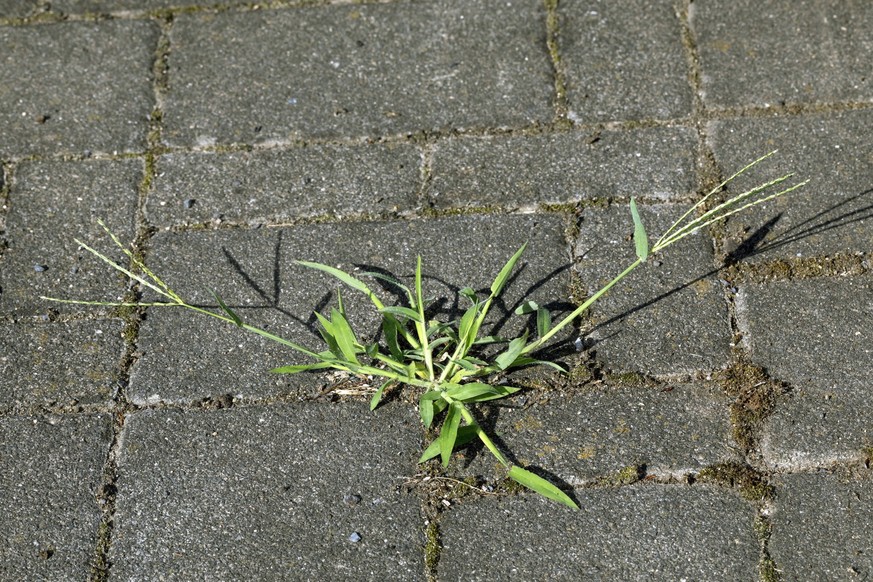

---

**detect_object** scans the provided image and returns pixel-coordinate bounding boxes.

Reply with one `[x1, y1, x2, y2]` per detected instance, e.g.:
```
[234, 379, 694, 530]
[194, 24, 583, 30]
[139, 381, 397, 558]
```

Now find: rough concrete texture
[574, 203, 732, 376]
[429, 126, 698, 209]
[0, 20, 156, 157]
[163, 0, 554, 146]
[709, 110, 873, 263]
[110, 403, 425, 581]
[738, 274, 873, 469]
[769, 470, 873, 580]
[0, 1, 40, 18]
[147, 141, 422, 226]
[691, 0, 873, 109]
[561, 0, 693, 123]
[0, 159, 140, 316]
[438, 484, 760, 580]
[0, 320, 124, 411]
[0, 414, 112, 581]
[448, 382, 738, 486]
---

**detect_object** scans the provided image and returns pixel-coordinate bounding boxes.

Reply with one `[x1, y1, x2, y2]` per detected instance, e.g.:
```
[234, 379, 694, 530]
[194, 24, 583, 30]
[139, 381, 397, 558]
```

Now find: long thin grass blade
[490, 243, 527, 296]
[440, 402, 462, 467]
[296, 260, 385, 310]
[508, 465, 578, 509]
[209, 289, 242, 327]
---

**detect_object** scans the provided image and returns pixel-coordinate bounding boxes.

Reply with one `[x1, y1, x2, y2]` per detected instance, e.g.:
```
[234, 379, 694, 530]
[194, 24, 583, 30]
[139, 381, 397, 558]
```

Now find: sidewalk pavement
[1, 1, 871, 580]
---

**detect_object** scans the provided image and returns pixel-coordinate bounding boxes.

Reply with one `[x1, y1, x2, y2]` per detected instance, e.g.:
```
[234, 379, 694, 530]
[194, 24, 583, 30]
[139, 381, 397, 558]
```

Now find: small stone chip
[34, 264, 48, 272]
[348, 532, 361, 543]
[183, 198, 196, 209]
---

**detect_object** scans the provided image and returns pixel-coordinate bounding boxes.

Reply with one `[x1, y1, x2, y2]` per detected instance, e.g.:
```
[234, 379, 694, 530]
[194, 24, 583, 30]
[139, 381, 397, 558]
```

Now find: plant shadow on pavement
[585, 190, 872, 344]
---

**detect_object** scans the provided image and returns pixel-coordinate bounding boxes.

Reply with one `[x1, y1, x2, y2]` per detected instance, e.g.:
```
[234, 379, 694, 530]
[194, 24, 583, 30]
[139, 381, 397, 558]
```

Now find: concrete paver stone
[0, 414, 112, 580]
[0, 20, 157, 157]
[451, 382, 739, 486]
[438, 484, 760, 580]
[692, 0, 873, 109]
[709, 110, 873, 263]
[429, 126, 698, 209]
[0, 320, 124, 411]
[163, 0, 554, 146]
[110, 403, 425, 581]
[769, 470, 873, 580]
[738, 274, 873, 469]
[561, 0, 693, 123]
[147, 141, 422, 227]
[0, 159, 140, 316]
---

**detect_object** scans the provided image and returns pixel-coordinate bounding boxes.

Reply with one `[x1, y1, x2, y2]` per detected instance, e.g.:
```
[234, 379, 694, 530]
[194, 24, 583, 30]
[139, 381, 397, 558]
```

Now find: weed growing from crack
[44, 151, 806, 508]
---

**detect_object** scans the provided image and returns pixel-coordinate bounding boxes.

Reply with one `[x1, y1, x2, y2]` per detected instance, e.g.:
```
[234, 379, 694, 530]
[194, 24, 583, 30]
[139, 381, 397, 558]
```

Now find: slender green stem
[441, 392, 509, 467]
[523, 258, 643, 355]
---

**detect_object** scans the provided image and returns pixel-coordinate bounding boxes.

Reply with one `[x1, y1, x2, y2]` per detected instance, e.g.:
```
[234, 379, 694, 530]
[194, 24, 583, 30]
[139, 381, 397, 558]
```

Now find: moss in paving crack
[543, 0, 569, 122]
[592, 464, 645, 487]
[714, 362, 785, 452]
[696, 462, 773, 502]
[727, 253, 867, 284]
[423, 519, 441, 577]
[604, 370, 654, 389]
[754, 515, 782, 582]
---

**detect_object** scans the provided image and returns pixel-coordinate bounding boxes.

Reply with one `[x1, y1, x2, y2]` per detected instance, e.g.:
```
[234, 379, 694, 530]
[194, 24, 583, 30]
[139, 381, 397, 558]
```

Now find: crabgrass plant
[44, 151, 806, 509]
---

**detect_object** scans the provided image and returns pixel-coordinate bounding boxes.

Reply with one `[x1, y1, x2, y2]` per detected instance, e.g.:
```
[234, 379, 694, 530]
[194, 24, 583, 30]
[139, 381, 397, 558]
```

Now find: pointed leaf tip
[630, 197, 648, 262]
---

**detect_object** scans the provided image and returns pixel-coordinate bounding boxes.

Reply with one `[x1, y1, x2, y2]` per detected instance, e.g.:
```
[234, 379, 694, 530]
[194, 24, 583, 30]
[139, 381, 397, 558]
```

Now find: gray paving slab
[709, 110, 873, 263]
[0, 414, 112, 581]
[0, 159, 140, 316]
[691, 0, 873, 109]
[737, 274, 873, 469]
[0, 1, 39, 18]
[449, 382, 737, 486]
[574, 203, 731, 376]
[129, 214, 571, 405]
[110, 403, 425, 581]
[428, 126, 697, 209]
[50, 0, 245, 13]
[162, 0, 554, 146]
[438, 483, 760, 580]
[769, 470, 873, 580]
[0, 319, 124, 411]
[0, 20, 157, 157]
[146, 142, 422, 227]
[560, 0, 693, 123]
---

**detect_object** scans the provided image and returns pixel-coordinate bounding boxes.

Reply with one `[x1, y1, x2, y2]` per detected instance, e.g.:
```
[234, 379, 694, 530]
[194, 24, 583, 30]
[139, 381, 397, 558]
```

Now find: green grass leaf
[419, 425, 478, 463]
[514, 300, 538, 315]
[630, 197, 648, 262]
[379, 305, 422, 322]
[209, 289, 243, 327]
[329, 307, 360, 363]
[495, 331, 528, 370]
[446, 382, 521, 403]
[370, 380, 393, 411]
[440, 402, 462, 467]
[490, 243, 527, 296]
[420, 395, 436, 428]
[271, 361, 334, 374]
[296, 260, 385, 310]
[508, 465, 578, 509]
[536, 307, 551, 339]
